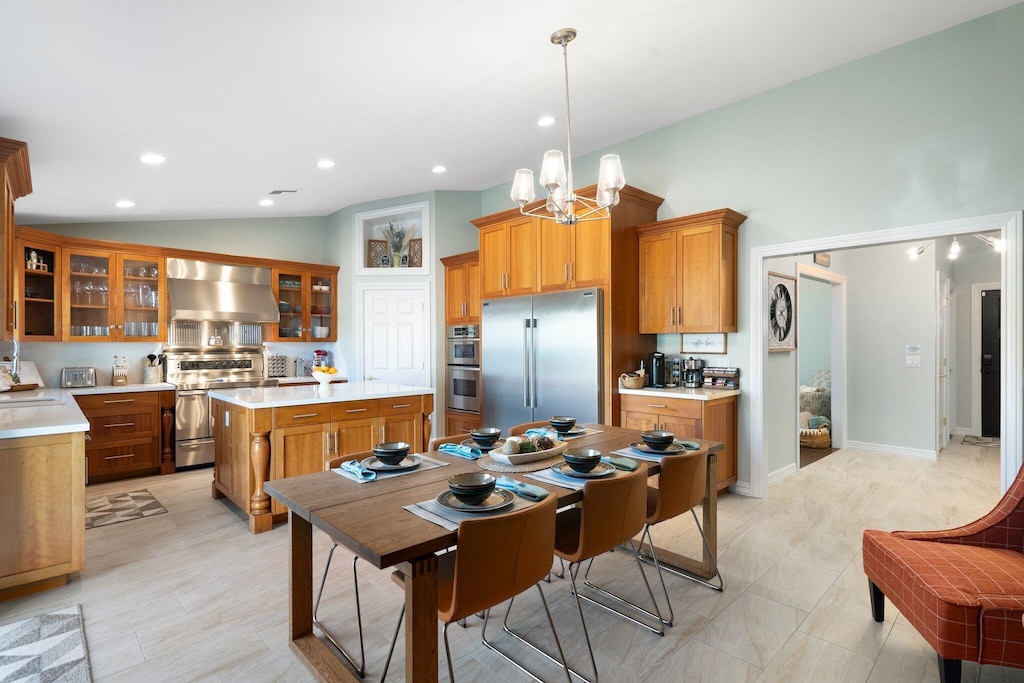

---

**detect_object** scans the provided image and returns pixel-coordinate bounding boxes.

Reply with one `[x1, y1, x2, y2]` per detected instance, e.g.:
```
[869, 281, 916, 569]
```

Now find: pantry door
[359, 285, 429, 386]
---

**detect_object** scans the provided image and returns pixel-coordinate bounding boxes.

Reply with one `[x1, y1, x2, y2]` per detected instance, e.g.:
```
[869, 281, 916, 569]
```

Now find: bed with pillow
[799, 369, 831, 448]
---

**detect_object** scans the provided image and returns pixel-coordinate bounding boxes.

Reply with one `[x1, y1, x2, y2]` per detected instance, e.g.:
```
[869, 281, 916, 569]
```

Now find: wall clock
[767, 272, 797, 352]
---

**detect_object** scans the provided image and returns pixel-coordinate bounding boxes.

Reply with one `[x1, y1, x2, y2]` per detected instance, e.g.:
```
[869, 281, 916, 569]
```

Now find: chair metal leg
[481, 586, 573, 683]
[637, 523, 674, 626]
[379, 602, 405, 683]
[579, 540, 665, 635]
[637, 509, 724, 592]
[497, 567, 598, 683]
[442, 622, 455, 683]
[313, 545, 366, 677]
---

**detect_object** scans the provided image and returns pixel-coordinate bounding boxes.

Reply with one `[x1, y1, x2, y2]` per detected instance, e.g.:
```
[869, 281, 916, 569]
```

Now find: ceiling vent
[268, 189, 298, 195]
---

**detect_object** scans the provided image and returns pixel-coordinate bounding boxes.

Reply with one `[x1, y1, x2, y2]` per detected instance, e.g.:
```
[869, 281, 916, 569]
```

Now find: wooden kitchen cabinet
[620, 392, 738, 491]
[14, 237, 61, 340]
[539, 218, 610, 291]
[441, 250, 480, 324]
[63, 249, 165, 342]
[1, 138, 32, 342]
[445, 409, 481, 436]
[637, 209, 746, 334]
[477, 216, 540, 298]
[0, 431, 85, 600]
[272, 268, 337, 343]
[75, 390, 167, 483]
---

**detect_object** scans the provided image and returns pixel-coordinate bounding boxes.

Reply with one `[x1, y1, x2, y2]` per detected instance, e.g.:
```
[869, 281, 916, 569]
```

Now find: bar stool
[381, 495, 570, 683]
[635, 446, 724, 619]
[314, 451, 374, 677]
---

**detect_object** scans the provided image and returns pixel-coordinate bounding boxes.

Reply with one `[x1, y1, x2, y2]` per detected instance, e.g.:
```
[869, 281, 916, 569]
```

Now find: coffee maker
[683, 357, 705, 388]
[648, 352, 667, 388]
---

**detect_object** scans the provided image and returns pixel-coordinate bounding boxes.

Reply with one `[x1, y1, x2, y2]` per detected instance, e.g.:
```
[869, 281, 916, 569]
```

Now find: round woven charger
[477, 452, 565, 473]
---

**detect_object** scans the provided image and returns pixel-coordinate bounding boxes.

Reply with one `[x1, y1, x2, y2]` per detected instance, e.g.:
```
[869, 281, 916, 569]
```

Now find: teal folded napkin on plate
[524, 428, 563, 441]
[341, 460, 376, 481]
[439, 443, 482, 460]
[496, 476, 549, 501]
[601, 455, 638, 471]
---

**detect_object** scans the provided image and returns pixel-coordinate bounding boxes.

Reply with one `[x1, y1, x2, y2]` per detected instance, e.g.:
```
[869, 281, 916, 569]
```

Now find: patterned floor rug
[961, 435, 1000, 448]
[85, 489, 167, 530]
[0, 604, 92, 682]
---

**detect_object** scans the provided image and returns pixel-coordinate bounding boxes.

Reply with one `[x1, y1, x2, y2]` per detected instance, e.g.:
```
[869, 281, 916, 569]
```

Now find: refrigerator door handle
[529, 318, 538, 408]
[523, 318, 531, 408]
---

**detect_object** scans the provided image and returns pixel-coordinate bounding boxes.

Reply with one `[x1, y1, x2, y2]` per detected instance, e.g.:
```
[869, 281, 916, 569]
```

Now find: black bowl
[641, 430, 675, 450]
[469, 427, 502, 448]
[549, 416, 577, 433]
[373, 441, 410, 465]
[448, 472, 496, 505]
[563, 448, 602, 473]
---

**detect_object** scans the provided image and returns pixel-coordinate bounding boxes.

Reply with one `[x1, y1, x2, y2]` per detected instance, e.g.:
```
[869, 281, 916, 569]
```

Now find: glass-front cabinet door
[274, 270, 308, 341]
[118, 254, 163, 341]
[309, 272, 335, 342]
[17, 239, 61, 340]
[65, 247, 115, 341]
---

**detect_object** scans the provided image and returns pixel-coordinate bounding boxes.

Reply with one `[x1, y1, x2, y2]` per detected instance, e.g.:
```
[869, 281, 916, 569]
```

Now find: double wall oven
[446, 325, 480, 414]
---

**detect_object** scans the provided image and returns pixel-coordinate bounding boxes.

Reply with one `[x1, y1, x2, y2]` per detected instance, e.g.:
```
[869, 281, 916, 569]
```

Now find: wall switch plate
[906, 355, 921, 367]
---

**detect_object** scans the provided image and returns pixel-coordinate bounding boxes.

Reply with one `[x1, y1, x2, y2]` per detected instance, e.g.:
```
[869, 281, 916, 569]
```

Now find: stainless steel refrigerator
[481, 288, 603, 428]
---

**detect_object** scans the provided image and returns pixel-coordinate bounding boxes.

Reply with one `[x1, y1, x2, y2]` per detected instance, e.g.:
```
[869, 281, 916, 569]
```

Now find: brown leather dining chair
[505, 466, 662, 683]
[381, 494, 570, 683]
[428, 433, 471, 451]
[634, 447, 723, 627]
[508, 420, 550, 436]
[314, 450, 374, 677]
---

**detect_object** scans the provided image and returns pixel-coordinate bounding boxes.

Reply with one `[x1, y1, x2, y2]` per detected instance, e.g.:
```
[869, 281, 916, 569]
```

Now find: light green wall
[798, 278, 831, 387]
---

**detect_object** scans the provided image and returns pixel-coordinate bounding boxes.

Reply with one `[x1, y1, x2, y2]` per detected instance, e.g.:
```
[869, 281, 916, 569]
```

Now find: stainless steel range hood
[166, 258, 280, 323]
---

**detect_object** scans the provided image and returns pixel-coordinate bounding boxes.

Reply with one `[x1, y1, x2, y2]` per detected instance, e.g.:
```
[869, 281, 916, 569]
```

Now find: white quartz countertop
[619, 386, 741, 401]
[66, 382, 176, 395]
[209, 382, 434, 409]
[0, 388, 89, 439]
[274, 376, 349, 385]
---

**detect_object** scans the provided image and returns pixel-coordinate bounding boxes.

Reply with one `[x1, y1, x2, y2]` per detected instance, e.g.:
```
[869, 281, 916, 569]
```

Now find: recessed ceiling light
[139, 153, 166, 165]
[537, 115, 556, 127]
[115, 199, 135, 209]
[259, 198, 274, 207]
[316, 159, 336, 169]
[432, 165, 447, 174]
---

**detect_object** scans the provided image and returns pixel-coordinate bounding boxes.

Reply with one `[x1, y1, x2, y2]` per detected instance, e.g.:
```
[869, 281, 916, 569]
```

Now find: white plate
[551, 461, 616, 479]
[361, 454, 422, 472]
[436, 489, 515, 512]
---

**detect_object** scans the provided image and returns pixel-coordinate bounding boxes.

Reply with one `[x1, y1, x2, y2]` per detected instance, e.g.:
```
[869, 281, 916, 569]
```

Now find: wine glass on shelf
[72, 280, 82, 305]
[83, 281, 95, 305]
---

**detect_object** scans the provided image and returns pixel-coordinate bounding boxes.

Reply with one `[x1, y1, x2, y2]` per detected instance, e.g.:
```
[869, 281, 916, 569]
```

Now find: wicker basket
[620, 373, 645, 389]
[799, 426, 832, 449]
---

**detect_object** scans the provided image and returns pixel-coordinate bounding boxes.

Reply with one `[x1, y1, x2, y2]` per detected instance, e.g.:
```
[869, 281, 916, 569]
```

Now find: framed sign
[767, 271, 797, 352]
[813, 252, 831, 267]
[681, 333, 727, 354]
[355, 201, 430, 275]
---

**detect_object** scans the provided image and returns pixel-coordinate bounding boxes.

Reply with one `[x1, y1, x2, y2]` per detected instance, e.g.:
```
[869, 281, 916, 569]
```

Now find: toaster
[61, 367, 96, 388]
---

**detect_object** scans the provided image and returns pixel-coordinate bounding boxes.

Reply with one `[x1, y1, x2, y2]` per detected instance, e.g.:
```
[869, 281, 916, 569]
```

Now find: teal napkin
[524, 428, 563, 441]
[439, 443, 482, 460]
[341, 460, 376, 481]
[496, 476, 549, 501]
[601, 456, 638, 471]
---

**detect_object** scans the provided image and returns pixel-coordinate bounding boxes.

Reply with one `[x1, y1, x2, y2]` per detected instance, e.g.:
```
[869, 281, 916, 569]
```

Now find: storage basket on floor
[799, 426, 831, 449]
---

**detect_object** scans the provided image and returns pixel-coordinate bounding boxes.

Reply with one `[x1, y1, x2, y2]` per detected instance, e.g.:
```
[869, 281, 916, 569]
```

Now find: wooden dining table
[264, 425, 724, 683]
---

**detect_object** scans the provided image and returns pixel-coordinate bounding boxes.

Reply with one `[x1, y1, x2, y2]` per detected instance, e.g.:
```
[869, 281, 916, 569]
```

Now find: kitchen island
[209, 382, 434, 533]
[0, 389, 88, 600]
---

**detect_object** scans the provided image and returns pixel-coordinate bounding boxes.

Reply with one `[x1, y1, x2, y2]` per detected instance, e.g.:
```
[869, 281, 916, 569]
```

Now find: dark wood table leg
[404, 555, 439, 682]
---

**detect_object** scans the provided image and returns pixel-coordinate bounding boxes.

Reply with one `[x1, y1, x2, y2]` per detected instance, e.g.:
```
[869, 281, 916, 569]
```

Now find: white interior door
[361, 286, 429, 386]
[937, 275, 951, 451]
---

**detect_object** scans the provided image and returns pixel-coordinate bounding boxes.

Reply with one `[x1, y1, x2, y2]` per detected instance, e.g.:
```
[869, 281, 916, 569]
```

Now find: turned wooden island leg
[249, 430, 273, 534]
[160, 402, 175, 475]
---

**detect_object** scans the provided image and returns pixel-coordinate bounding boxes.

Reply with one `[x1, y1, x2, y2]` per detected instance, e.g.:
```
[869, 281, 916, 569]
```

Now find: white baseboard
[845, 440, 937, 461]
[729, 480, 753, 497]
[768, 463, 798, 485]
[954, 427, 973, 436]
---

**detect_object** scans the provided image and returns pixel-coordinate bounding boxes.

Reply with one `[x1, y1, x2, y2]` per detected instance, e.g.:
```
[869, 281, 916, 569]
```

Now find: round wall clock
[767, 272, 797, 352]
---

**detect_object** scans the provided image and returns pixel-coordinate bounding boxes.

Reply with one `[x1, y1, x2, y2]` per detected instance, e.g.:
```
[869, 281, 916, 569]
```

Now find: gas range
[163, 350, 278, 391]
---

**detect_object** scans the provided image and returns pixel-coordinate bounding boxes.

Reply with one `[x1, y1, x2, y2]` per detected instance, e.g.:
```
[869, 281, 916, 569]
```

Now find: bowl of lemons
[312, 366, 338, 386]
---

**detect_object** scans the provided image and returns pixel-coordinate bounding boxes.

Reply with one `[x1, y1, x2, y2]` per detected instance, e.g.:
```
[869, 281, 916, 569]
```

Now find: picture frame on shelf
[767, 271, 797, 352]
[355, 201, 430, 275]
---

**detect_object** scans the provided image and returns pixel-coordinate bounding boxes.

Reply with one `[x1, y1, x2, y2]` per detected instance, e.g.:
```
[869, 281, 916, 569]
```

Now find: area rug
[85, 489, 167, 530]
[0, 604, 92, 682]
[961, 435, 1000, 448]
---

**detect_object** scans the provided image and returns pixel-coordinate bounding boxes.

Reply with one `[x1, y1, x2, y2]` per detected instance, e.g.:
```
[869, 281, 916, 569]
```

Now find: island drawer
[620, 394, 702, 419]
[75, 392, 159, 412]
[331, 399, 379, 421]
[85, 409, 156, 444]
[86, 441, 158, 476]
[275, 404, 332, 428]
[378, 396, 423, 416]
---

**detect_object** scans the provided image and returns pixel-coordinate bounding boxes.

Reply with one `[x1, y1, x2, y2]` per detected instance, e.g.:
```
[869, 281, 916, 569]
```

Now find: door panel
[361, 287, 428, 386]
[638, 232, 677, 333]
[981, 289, 1001, 437]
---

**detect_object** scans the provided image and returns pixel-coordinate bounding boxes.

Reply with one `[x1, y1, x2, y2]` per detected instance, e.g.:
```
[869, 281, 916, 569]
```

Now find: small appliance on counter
[61, 367, 96, 388]
[647, 352, 666, 388]
[266, 355, 289, 378]
[312, 349, 330, 370]
[683, 357, 705, 388]
[294, 358, 312, 376]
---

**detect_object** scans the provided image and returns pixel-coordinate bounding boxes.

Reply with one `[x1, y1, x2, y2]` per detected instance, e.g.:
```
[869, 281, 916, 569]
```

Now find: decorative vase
[391, 248, 402, 267]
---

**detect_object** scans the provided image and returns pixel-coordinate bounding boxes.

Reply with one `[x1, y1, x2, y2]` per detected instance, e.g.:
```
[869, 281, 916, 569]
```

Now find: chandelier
[510, 28, 625, 225]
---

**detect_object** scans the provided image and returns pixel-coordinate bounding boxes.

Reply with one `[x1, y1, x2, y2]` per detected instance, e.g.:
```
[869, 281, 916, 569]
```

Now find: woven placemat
[477, 452, 565, 473]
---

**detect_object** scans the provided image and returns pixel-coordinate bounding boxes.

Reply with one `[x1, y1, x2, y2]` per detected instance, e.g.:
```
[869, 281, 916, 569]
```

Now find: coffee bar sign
[681, 333, 727, 354]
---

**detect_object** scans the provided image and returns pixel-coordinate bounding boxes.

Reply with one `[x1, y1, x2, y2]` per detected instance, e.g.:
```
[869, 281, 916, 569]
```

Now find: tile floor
[3, 438, 1023, 682]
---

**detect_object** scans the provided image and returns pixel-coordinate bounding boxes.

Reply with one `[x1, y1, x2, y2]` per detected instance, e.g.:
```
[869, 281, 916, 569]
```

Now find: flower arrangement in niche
[380, 222, 412, 267]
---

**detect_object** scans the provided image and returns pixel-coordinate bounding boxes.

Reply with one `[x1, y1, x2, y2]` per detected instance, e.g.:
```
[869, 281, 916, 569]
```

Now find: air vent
[268, 189, 298, 195]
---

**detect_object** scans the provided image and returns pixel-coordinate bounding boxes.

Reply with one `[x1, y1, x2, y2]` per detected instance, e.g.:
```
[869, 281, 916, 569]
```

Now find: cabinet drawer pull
[345, 408, 367, 413]
[291, 412, 318, 419]
[103, 398, 135, 404]
[647, 404, 667, 408]
[103, 422, 135, 428]
[104, 453, 135, 460]
[391, 403, 411, 409]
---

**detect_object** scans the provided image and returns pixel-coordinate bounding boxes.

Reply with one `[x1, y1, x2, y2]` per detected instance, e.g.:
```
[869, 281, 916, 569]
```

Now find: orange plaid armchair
[862, 466, 1024, 683]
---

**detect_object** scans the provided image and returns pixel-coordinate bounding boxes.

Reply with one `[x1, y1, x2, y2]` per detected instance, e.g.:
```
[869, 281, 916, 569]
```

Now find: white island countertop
[0, 388, 89, 439]
[209, 381, 434, 409]
[619, 386, 741, 401]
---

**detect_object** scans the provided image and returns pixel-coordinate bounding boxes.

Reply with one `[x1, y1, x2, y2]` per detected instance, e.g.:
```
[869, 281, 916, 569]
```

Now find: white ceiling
[2, 0, 1018, 225]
